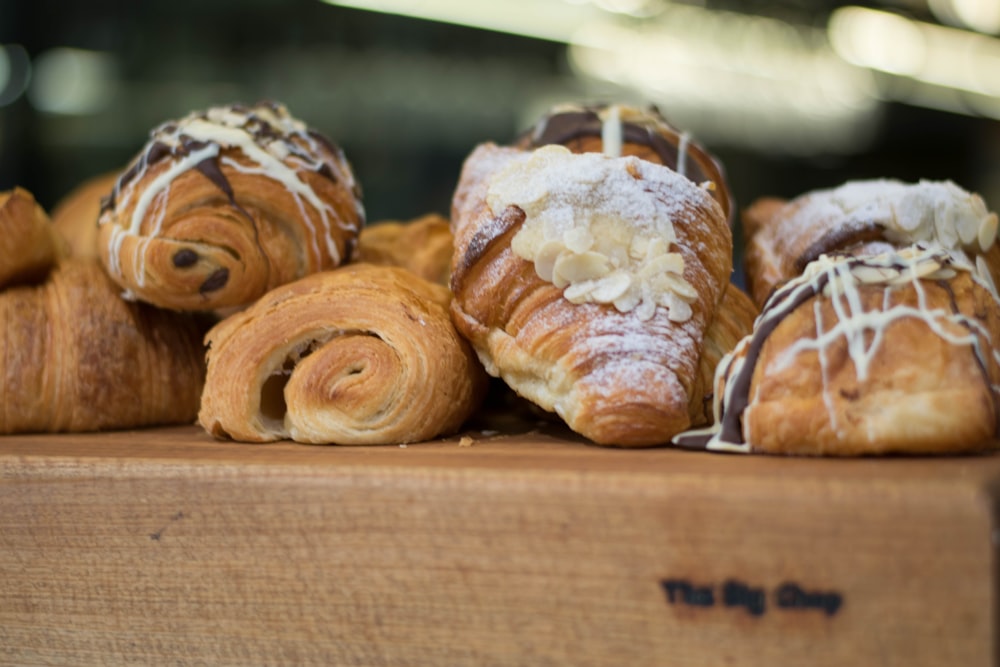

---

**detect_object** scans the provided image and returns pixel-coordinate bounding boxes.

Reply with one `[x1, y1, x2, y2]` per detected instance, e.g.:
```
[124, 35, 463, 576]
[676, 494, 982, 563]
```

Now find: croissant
[355, 213, 453, 285]
[50, 171, 119, 261]
[743, 179, 1000, 308]
[1, 259, 207, 433]
[449, 142, 733, 446]
[97, 101, 365, 311]
[510, 103, 755, 429]
[675, 246, 1000, 455]
[198, 263, 489, 445]
[514, 102, 733, 223]
[0, 188, 61, 289]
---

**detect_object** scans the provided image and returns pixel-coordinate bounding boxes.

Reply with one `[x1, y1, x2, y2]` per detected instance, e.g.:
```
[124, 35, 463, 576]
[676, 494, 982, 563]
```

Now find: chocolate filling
[172, 249, 199, 268]
[199, 267, 230, 294]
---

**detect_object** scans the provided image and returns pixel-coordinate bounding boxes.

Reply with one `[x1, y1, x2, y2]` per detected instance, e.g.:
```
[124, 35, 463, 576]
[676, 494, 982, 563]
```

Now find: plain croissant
[0, 260, 207, 433]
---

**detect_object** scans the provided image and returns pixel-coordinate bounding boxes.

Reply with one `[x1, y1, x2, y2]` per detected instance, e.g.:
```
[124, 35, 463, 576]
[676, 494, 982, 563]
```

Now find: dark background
[1, 0, 998, 238]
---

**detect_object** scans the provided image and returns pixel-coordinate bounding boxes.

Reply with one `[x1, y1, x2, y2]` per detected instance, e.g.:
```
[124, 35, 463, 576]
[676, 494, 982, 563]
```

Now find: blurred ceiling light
[319, 0, 601, 42]
[0, 44, 31, 107]
[566, 0, 665, 18]
[28, 48, 118, 115]
[830, 7, 1000, 98]
[929, 0, 1000, 34]
[568, 5, 879, 154]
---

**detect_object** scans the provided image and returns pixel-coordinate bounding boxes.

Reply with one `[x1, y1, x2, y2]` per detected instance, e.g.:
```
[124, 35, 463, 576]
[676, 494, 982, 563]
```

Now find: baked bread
[50, 171, 119, 261]
[0, 188, 61, 289]
[514, 102, 733, 223]
[450, 142, 735, 446]
[1, 259, 207, 433]
[355, 213, 453, 285]
[675, 246, 1000, 455]
[97, 101, 365, 311]
[199, 263, 489, 445]
[743, 179, 1000, 308]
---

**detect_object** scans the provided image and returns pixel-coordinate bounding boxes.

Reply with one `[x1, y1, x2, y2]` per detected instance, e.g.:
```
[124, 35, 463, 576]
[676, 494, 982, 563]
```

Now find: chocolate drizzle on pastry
[673, 246, 1000, 452]
[515, 103, 732, 222]
[97, 101, 365, 307]
[101, 101, 360, 218]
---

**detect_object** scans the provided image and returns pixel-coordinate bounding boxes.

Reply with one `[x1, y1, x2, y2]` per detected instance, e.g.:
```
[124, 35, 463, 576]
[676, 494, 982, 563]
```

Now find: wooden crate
[0, 424, 996, 666]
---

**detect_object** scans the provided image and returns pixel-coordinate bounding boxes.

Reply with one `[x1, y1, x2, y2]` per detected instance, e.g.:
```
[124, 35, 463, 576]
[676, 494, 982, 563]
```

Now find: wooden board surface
[0, 424, 998, 666]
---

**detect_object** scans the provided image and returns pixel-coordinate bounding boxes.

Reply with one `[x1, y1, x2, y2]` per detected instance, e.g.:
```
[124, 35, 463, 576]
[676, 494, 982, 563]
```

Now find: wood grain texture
[0, 425, 997, 666]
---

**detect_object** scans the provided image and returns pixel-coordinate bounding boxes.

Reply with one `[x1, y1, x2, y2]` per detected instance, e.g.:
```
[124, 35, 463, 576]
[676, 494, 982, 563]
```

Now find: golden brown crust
[0, 188, 60, 289]
[449, 143, 732, 447]
[50, 171, 119, 261]
[743, 269, 1000, 455]
[97, 103, 364, 311]
[0, 260, 207, 433]
[355, 214, 453, 285]
[690, 284, 757, 427]
[199, 263, 489, 445]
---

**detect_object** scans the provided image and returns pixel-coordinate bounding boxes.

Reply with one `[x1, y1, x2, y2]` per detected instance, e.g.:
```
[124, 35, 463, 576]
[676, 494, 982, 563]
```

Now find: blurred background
[1, 0, 1000, 239]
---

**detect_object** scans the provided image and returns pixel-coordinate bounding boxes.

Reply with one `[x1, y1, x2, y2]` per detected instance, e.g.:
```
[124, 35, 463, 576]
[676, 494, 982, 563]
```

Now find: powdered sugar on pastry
[485, 145, 709, 322]
[800, 179, 997, 253]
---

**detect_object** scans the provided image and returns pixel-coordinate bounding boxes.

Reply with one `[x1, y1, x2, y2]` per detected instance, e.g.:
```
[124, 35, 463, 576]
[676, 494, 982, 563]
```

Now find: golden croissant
[97, 101, 365, 311]
[449, 142, 735, 446]
[675, 246, 1000, 455]
[1, 260, 207, 433]
[199, 263, 489, 444]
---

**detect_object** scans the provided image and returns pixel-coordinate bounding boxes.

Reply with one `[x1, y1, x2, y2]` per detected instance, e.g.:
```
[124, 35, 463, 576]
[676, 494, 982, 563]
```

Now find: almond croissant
[450, 143, 733, 446]
[97, 101, 364, 311]
[743, 179, 1000, 308]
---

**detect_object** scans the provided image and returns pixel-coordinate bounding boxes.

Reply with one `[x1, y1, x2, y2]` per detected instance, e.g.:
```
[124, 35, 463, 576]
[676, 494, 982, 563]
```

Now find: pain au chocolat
[97, 101, 365, 311]
[676, 245, 1000, 455]
[671, 177, 1000, 455]
[199, 263, 488, 445]
[449, 99, 751, 447]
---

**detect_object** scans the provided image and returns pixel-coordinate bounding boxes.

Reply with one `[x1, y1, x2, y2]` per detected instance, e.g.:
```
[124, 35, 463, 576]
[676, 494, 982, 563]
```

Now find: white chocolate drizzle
[486, 145, 706, 322]
[673, 245, 1000, 452]
[99, 101, 363, 288]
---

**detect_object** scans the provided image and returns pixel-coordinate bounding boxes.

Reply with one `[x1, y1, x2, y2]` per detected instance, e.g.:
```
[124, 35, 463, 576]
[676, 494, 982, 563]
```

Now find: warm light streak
[830, 6, 1000, 98]
[319, 0, 599, 42]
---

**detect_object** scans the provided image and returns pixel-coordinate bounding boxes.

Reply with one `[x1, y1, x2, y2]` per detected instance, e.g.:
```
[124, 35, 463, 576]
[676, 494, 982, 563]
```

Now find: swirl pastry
[514, 102, 733, 223]
[450, 142, 734, 446]
[743, 179, 1000, 308]
[675, 246, 1000, 455]
[98, 101, 364, 311]
[0, 188, 61, 289]
[1, 259, 207, 433]
[356, 213, 453, 286]
[198, 263, 489, 445]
